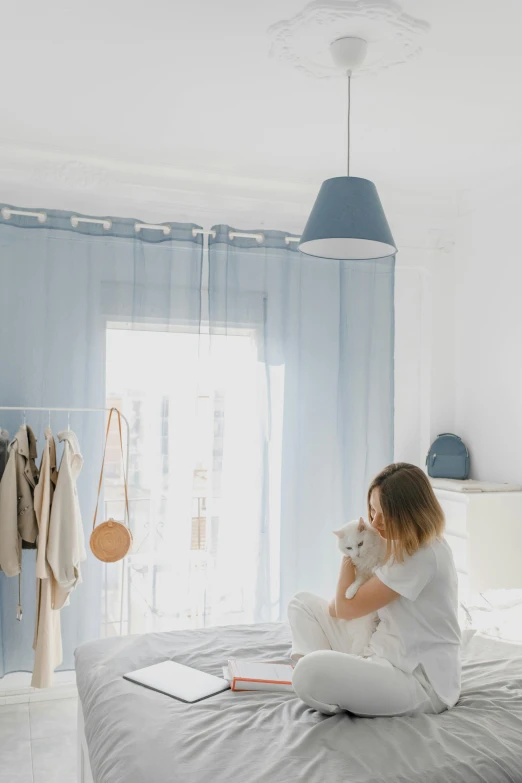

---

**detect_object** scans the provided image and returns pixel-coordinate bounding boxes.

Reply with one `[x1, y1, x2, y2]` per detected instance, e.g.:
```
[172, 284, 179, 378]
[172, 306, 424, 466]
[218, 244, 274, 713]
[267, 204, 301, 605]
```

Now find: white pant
[288, 591, 446, 717]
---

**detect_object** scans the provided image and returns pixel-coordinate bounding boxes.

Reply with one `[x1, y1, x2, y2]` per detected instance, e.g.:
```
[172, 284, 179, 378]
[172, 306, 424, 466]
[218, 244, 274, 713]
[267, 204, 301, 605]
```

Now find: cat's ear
[357, 517, 366, 532]
[333, 529, 343, 538]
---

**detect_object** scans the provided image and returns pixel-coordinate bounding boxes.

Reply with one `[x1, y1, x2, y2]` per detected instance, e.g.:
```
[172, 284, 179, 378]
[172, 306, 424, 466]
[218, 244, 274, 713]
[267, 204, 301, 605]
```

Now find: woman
[288, 463, 461, 717]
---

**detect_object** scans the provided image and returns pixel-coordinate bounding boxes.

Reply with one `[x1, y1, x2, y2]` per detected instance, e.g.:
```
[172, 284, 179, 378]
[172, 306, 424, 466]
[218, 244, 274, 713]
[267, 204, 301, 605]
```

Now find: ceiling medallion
[268, 0, 430, 78]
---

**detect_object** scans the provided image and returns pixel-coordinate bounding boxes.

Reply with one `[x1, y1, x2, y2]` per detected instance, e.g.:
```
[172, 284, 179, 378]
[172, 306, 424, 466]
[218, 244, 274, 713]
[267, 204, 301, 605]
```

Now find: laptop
[123, 660, 230, 703]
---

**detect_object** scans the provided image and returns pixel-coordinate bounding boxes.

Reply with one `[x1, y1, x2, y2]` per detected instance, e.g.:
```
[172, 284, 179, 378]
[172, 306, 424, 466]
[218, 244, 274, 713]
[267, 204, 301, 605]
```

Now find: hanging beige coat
[47, 430, 86, 610]
[32, 428, 62, 689]
[0, 429, 9, 482]
[0, 426, 39, 576]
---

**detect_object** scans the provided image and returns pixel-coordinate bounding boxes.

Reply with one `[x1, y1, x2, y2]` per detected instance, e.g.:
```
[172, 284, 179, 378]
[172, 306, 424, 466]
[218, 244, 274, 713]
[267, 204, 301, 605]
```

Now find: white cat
[334, 517, 386, 599]
[332, 517, 387, 655]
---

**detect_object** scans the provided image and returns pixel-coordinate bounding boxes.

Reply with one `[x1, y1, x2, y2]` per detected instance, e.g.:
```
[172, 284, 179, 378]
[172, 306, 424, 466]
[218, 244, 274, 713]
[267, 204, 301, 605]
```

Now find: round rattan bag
[90, 408, 132, 563]
[90, 518, 132, 563]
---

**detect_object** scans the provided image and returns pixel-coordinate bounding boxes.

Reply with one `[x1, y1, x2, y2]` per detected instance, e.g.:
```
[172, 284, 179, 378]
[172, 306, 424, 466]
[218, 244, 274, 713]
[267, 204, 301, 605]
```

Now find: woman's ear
[357, 517, 366, 532]
[333, 529, 343, 538]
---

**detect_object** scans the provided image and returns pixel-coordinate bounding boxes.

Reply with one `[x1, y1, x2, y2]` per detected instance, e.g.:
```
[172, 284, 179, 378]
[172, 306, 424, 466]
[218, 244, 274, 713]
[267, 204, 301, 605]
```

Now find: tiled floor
[0, 697, 77, 783]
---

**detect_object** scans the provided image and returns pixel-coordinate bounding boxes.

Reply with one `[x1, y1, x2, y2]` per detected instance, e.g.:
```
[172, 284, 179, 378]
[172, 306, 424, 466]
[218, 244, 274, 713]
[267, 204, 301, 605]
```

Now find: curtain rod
[1, 207, 302, 244]
[0, 207, 448, 253]
[193, 229, 301, 244]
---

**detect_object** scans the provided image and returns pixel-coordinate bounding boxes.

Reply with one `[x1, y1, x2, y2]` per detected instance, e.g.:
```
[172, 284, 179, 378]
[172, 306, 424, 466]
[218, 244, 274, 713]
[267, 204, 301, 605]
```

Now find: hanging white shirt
[47, 430, 86, 610]
[369, 537, 461, 707]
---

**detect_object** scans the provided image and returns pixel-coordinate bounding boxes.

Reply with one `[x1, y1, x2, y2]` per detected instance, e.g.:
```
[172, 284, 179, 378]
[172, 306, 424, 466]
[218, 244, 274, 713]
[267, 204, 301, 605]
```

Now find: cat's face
[333, 517, 384, 564]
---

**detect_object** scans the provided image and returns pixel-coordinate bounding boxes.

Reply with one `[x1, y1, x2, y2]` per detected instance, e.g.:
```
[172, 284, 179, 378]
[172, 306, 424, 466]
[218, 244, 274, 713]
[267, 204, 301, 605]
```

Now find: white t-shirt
[369, 537, 461, 707]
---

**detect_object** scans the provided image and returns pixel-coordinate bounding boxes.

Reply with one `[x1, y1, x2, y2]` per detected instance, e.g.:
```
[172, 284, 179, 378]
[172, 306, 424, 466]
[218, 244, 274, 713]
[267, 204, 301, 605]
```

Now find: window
[102, 323, 282, 636]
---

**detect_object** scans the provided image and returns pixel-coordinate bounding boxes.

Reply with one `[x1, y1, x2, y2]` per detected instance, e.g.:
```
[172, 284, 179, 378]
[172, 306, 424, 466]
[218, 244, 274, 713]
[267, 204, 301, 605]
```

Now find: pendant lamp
[299, 38, 396, 261]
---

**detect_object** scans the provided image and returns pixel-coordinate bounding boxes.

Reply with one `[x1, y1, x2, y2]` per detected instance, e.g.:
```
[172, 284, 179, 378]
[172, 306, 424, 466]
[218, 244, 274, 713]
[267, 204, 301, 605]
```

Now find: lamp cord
[347, 71, 352, 177]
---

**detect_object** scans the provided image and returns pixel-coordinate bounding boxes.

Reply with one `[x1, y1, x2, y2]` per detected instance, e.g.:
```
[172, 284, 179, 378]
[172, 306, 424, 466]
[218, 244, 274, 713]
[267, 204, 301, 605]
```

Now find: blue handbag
[426, 433, 470, 480]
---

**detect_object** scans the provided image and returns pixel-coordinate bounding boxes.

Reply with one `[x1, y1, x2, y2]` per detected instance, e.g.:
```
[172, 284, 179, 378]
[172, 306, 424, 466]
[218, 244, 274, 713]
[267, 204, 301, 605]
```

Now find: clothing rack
[0, 405, 131, 636]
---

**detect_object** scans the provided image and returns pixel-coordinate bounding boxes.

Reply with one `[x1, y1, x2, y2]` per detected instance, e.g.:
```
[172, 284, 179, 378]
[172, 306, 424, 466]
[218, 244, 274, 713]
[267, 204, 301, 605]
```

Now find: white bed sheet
[75, 623, 522, 783]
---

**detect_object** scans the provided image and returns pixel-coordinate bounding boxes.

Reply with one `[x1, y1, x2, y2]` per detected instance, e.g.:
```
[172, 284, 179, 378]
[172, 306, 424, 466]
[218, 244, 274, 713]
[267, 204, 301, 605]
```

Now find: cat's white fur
[332, 517, 387, 655]
[334, 517, 386, 598]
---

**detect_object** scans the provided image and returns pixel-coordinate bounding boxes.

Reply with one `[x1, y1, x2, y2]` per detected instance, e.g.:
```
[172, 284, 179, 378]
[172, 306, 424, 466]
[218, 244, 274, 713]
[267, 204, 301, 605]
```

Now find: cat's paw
[345, 583, 358, 599]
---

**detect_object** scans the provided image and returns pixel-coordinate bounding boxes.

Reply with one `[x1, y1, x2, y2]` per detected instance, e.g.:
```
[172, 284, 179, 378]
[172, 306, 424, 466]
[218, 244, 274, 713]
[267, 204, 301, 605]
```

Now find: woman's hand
[338, 556, 356, 592]
[333, 556, 356, 618]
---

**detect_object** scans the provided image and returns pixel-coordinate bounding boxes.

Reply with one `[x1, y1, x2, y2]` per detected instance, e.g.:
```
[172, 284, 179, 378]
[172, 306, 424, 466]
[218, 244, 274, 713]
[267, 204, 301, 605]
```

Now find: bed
[75, 622, 522, 783]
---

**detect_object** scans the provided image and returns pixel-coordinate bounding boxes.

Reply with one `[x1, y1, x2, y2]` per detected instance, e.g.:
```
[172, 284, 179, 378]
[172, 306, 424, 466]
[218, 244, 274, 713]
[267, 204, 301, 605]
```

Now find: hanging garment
[47, 430, 86, 609]
[0, 425, 39, 576]
[32, 427, 62, 689]
[0, 429, 9, 482]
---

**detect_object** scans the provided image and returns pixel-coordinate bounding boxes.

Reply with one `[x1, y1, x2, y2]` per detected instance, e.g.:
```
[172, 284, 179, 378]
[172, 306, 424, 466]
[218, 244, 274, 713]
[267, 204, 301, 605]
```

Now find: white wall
[393, 231, 457, 468]
[393, 179, 522, 484]
[454, 189, 522, 482]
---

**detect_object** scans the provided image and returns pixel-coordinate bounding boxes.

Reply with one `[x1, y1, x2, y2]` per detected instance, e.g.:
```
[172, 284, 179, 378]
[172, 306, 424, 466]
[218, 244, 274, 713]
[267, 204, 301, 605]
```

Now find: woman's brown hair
[367, 463, 445, 562]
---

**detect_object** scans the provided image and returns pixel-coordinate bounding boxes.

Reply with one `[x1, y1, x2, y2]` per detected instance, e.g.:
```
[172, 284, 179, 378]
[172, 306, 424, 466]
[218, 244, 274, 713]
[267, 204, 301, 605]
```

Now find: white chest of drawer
[434, 489, 522, 597]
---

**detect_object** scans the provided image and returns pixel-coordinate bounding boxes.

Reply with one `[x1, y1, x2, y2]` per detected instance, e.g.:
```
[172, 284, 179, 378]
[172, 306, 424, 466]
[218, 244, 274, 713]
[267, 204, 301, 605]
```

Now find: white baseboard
[0, 670, 77, 704]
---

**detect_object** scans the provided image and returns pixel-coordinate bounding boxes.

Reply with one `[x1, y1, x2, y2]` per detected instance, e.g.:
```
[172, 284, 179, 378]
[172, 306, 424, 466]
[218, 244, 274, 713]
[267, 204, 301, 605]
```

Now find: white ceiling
[0, 0, 521, 230]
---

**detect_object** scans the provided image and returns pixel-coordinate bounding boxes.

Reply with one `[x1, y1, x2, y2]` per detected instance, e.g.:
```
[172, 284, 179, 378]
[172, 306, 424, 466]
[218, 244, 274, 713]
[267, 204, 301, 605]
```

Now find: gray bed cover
[75, 622, 522, 783]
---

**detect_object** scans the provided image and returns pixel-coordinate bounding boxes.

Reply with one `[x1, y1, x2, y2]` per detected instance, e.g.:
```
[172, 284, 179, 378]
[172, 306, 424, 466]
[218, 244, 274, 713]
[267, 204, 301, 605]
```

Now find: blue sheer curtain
[208, 227, 394, 619]
[0, 208, 203, 677]
[0, 208, 394, 675]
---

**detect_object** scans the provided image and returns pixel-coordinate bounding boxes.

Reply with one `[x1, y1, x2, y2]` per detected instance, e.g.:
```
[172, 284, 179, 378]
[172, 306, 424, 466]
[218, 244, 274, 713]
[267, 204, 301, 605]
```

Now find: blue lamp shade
[299, 176, 396, 260]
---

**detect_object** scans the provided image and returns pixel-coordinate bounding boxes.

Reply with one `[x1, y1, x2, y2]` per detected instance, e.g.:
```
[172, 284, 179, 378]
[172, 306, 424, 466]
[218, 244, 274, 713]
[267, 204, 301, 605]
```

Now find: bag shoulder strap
[92, 407, 130, 531]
